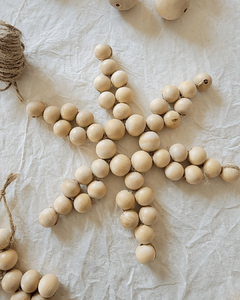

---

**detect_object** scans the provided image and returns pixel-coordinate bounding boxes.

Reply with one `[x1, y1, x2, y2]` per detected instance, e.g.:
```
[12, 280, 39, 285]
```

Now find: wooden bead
[139, 131, 160, 152]
[0, 228, 11, 250]
[146, 114, 164, 132]
[115, 87, 133, 104]
[135, 225, 154, 244]
[32, 292, 51, 300]
[69, 127, 87, 146]
[162, 85, 180, 103]
[125, 114, 146, 136]
[188, 146, 207, 165]
[150, 98, 168, 115]
[193, 73, 212, 92]
[169, 143, 188, 162]
[94, 74, 111, 92]
[104, 119, 125, 140]
[26, 101, 45, 117]
[135, 186, 154, 206]
[87, 181, 107, 199]
[135, 244, 155, 265]
[21, 270, 41, 294]
[91, 159, 110, 178]
[53, 195, 73, 215]
[100, 59, 118, 75]
[75, 166, 93, 185]
[163, 111, 181, 129]
[120, 210, 139, 230]
[76, 111, 94, 128]
[108, 0, 138, 10]
[174, 98, 192, 115]
[94, 44, 112, 60]
[153, 149, 170, 168]
[98, 91, 115, 110]
[62, 179, 80, 198]
[2, 269, 22, 294]
[39, 208, 59, 228]
[0, 249, 18, 271]
[87, 124, 104, 142]
[155, 0, 190, 20]
[53, 120, 71, 137]
[178, 80, 197, 98]
[110, 154, 131, 176]
[43, 106, 60, 124]
[165, 162, 184, 181]
[139, 206, 157, 225]
[111, 70, 128, 88]
[38, 274, 59, 298]
[74, 193, 92, 213]
[203, 158, 221, 178]
[10, 290, 31, 300]
[221, 165, 240, 182]
[113, 103, 131, 120]
[96, 139, 117, 159]
[124, 172, 144, 190]
[131, 150, 152, 173]
[60, 103, 78, 121]
[185, 165, 203, 184]
[116, 190, 135, 210]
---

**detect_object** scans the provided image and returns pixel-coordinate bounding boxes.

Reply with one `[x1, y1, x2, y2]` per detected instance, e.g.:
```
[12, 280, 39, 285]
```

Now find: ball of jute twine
[0, 20, 25, 101]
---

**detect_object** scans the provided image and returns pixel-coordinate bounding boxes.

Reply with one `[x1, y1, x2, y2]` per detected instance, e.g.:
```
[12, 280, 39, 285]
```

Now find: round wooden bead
[43, 106, 60, 124]
[98, 91, 115, 110]
[38, 274, 59, 298]
[115, 87, 133, 104]
[163, 111, 181, 129]
[2, 269, 22, 294]
[94, 74, 111, 92]
[124, 172, 144, 190]
[96, 139, 117, 159]
[62, 179, 80, 198]
[125, 114, 146, 136]
[69, 127, 87, 146]
[162, 85, 180, 103]
[53, 120, 71, 137]
[135, 244, 155, 265]
[131, 150, 152, 173]
[108, 0, 138, 10]
[150, 98, 168, 115]
[74, 193, 92, 213]
[221, 165, 240, 183]
[165, 162, 184, 181]
[193, 73, 212, 92]
[135, 225, 154, 244]
[100, 59, 118, 75]
[188, 147, 207, 165]
[21, 270, 41, 294]
[154, 0, 191, 20]
[174, 98, 192, 115]
[111, 70, 128, 88]
[10, 290, 31, 300]
[135, 186, 154, 206]
[146, 114, 164, 132]
[169, 143, 188, 162]
[39, 208, 59, 228]
[116, 190, 135, 210]
[178, 80, 197, 98]
[139, 206, 157, 225]
[91, 159, 110, 178]
[139, 131, 160, 152]
[75, 166, 93, 185]
[113, 103, 131, 120]
[87, 181, 107, 199]
[87, 124, 104, 142]
[203, 158, 221, 178]
[26, 101, 45, 118]
[0, 249, 18, 271]
[60, 103, 78, 121]
[76, 111, 94, 128]
[185, 165, 203, 184]
[153, 149, 170, 168]
[32, 292, 52, 300]
[0, 228, 11, 250]
[53, 196, 73, 215]
[120, 210, 139, 230]
[94, 44, 112, 60]
[104, 119, 125, 140]
[110, 154, 131, 176]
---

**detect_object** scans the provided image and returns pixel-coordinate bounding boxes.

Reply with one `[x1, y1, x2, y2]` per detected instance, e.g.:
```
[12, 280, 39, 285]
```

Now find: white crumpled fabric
[1, 0, 240, 299]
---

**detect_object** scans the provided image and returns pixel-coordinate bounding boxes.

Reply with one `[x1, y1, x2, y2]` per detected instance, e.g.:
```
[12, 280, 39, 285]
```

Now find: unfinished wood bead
[150, 98, 168, 115]
[43, 106, 60, 124]
[203, 158, 221, 178]
[116, 190, 135, 210]
[174, 98, 193, 115]
[110, 154, 131, 176]
[108, 0, 138, 10]
[53, 196, 73, 215]
[96, 139, 117, 159]
[111, 70, 128, 88]
[21, 270, 41, 294]
[125, 114, 146, 136]
[26, 101, 45, 118]
[94, 74, 111, 92]
[91, 159, 110, 178]
[104, 119, 125, 140]
[135, 225, 154, 244]
[163, 111, 181, 129]
[153, 149, 171, 168]
[39, 208, 59, 228]
[100, 59, 118, 75]
[193, 73, 212, 92]
[62, 179, 80, 198]
[2, 269, 22, 294]
[75, 166, 93, 185]
[69, 127, 87, 146]
[113, 103, 131, 120]
[87, 181, 107, 199]
[179, 80, 197, 98]
[162, 85, 180, 103]
[139, 131, 160, 152]
[185, 165, 203, 184]
[74, 193, 92, 213]
[60, 103, 78, 121]
[188, 147, 207, 165]
[125, 172, 144, 190]
[135, 244, 155, 265]
[38, 274, 59, 298]
[120, 210, 139, 230]
[87, 124, 104, 142]
[0, 249, 18, 271]
[10, 290, 31, 300]
[53, 120, 71, 137]
[165, 162, 184, 181]
[115, 87, 133, 104]
[169, 143, 188, 162]
[146, 114, 164, 132]
[139, 206, 157, 225]
[155, 0, 191, 20]
[76, 111, 94, 128]
[131, 150, 152, 173]
[98, 91, 115, 110]
[135, 186, 154, 206]
[94, 44, 112, 60]
[221, 165, 240, 182]
[0, 228, 11, 250]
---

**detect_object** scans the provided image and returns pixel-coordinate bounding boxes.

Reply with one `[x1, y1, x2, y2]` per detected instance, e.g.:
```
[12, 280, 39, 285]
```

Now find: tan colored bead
[165, 162, 184, 181]
[94, 74, 111, 92]
[53, 196, 73, 215]
[87, 181, 107, 199]
[96, 139, 117, 159]
[2, 269, 22, 294]
[69, 127, 87, 146]
[104, 119, 125, 140]
[75, 166, 93, 185]
[178, 80, 197, 98]
[124, 172, 144, 190]
[110, 154, 131, 176]
[139, 131, 160, 152]
[32, 292, 52, 300]
[60, 103, 78, 121]
[74, 193, 92, 213]
[38, 274, 59, 298]
[111, 70, 128, 88]
[150, 98, 168, 115]
[135, 186, 154, 206]
[153, 149, 170, 168]
[131, 150, 152, 173]
[94, 44, 112, 60]
[39, 208, 59, 228]
[188, 147, 207, 165]
[221, 165, 240, 183]
[91, 159, 110, 178]
[139, 206, 157, 225]
[185, 165, 203, 184]
[26, 101, 45, 118]
[120, 210, 139, 230]
[98, 91, 115, 110]
[135, 225, 154, 244]
[0, 228, 11, 250]
[193, 73, 212, 92]
[162, 85, 180, 103]
[115, 87, 133, 104]
[174, 98, 192, 115]
[100, 59, 118, 75]
[76, 111, 94, 128]
[125, 114, 146, 136]
[21, 270, 41, 294]
[53, 120, 71, 137]
[0, 249, 18, 271]
[43, 106, 60, 124]
[87, 124, 104, 142]
[203, 158, 221, 178]
[146, 114, 164, 132]
[116, 190, 135, 210]
[113, 103, 131, 120]
[135, 244, 155, 265]
[62, 179, 80, 198]
[10, 290, 31, 300]
[163, 111, 181, 129]
[169, 143, 188, 162]
[154, 0, 191, 20]
[108, 0, 138, 10]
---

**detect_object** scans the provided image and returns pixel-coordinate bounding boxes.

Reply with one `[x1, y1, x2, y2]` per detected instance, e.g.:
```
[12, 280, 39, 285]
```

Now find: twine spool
[0, 21, 25, 101]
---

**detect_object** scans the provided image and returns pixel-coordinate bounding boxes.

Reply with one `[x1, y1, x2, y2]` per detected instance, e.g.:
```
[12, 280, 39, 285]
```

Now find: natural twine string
[0, 21, 25, 101]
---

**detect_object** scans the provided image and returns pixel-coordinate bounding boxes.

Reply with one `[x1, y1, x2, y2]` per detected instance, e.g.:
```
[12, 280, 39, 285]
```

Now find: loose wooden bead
[108, 0, 138, 10]
[75, 166, 93, 185]
[43, 106, 60, 124]
[185, 165, 203, 184]
[146, 114, 164, 132]
[0, 228, 11, 250]
[32, 292, 52, 300]
[131, 150, 152, 173]
[135, 186, 154, 206]
[74, 193, 92, 213]
[0, 249, 18, 271]
[116, 190, 135, 210]
[203, 158, 221, 178]
[111, 70, 128, 88]
[53, 120, 71, 138]
[125, 114, 146, 136]
[38, 274, 59, 298]
[120, 210, 139, 230]
[193, 73, 212, 92]
[115, 87, 133, 104]
[163, 111, 181, 129]
[39, 208, 59, 228]
[69, 127, 87, 146]
[221, 165, 240, 182]
[96, 139, 117, 159]
[162, 85, 180, 103]
[91, 159, 110, 178]
[150, 98, 168, 115]
[53, 195, 73, 215]
[139, 131, 160, 152]
[100, 59, 118, 75]
[104, 119, 125, 140]
[98, 91, 115, 110]
[10, 290, 31, 300]
[178, 80, 197, 98]
[169, 143, 188, 162]
[135, 225, 154, 244]
[174, 98, 193, 115]
[87, 124, 104, 142]
[60, 103, 78, 121]
[94, 44, 112, 60]
[62, 179, 80, 198]
[2, 269, 22, 294]
[87, 181, 107, 199]
[26, 101, 45, 118]
[165, 162, 184, 181]
[110, 154, 131, 176]
[113, 103, 131, 120]
[153, 149, 170, 168]
[21, 270, 41, 294]
[135, 244, 155, 265]
[94, 74, 111, 92]
[76, 111, 94, 128]
[188, 146, 207, 165]
[124, 172, 144, 190]
[155, 0, 191, 20]
[139, 206, 157, 225]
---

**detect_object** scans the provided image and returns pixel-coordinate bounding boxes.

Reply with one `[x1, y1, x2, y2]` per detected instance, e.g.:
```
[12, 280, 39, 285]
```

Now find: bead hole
[116, 3, 120, 7]
[184, 8, 188, 13]
[204, 79, 209, 84]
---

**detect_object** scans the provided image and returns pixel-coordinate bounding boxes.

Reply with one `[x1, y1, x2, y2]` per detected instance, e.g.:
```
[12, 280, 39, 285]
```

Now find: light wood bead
[87, 124, 104, 142]
[110, 154, 131, 176]
[150, 98, 168, 115]
[53, 196, 73, 215]
[53, 120, 71, 137]
[178, 80, 197, 98]
[75, 166, 93, 185]
[0, 249, 18, 271]
[116, 190, 135, 210]
[135, 186, 154, 206]
[174, 98, 192, 115]
[108, 0, 138, 10]
[188, 147, 207, 165]
[154, 0, 191, 20]
[221, 165, 240, 182]
[43, 106, 60, 124]
[2, 269, 22, 294]
[87, 181, 107, 199]
[203, 158, 221, 178]
[76, 111, 94, 128]
[113, 103, 131, 120]
[21, 270, 41, 294]
[169, 143, 188, 162]
[60, 103, 78, 121]
[62, 179, 80, 198]
[104, 119, 125, 140]
[131, 150, 152, 173]
[139, 131, 161, 152]
[146, 114, 164, 132]
[94, 74, 111, 92]
[111, 70, 128, 88]
[10, 290, 31, 300]
[153, 149, 171, 168]
[74, 193, 92, 213]
[0, 228, 11, 250]
[39, 208, 59, 228]
[32, 292, 52, 300]
[98, 91, 115, 110]
[94, 44, 112, 60]
[120, 210, 139, 230]
[139, 206, 157, 225]
[185, 165, 203, 184]
[135, 244, 155, 265]
[125, 114, 146, 136]
[38, 274, 59, 298]
[193, 73, 212, 92]
[165, 162, 184, 181]
[115, 87, 133, 104]
[163, 111, 181, 129]
[124, 172, 144, 190]
[26, 101, 45, 118]
[100, 59, 118, 75]
[162, 85, 180, 103]
[69, 127, 87, 146]
[135, 225, 154, 244]
[91, 159, 110, 178]
[96, 139, 117, 159]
